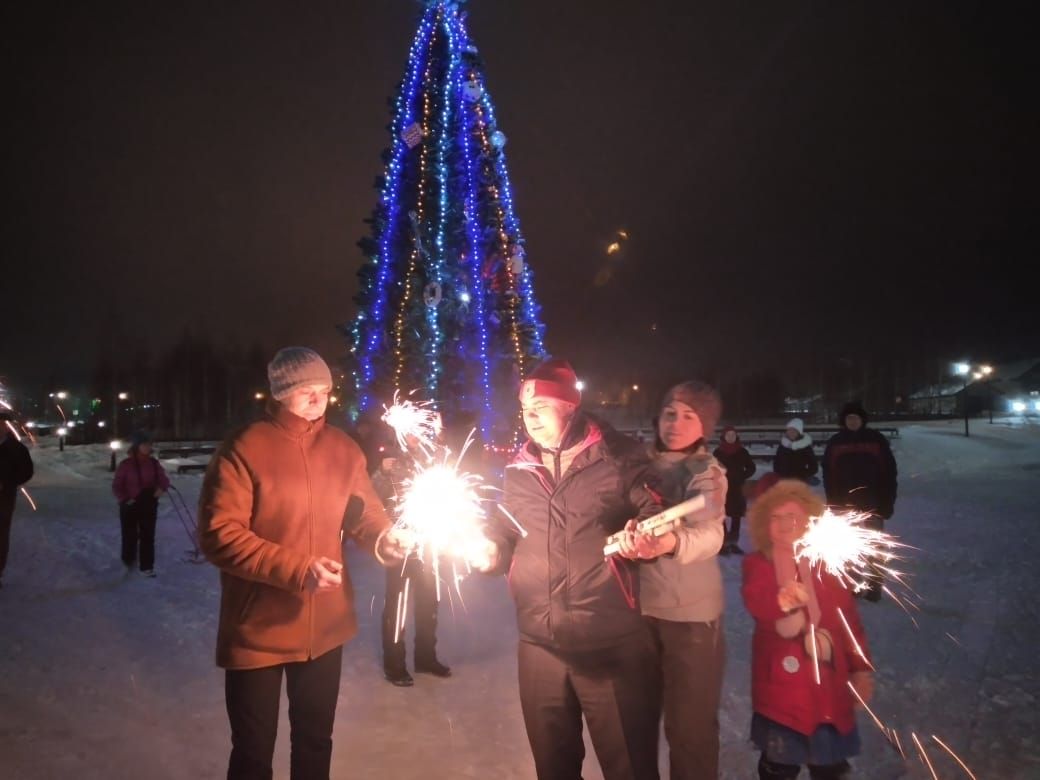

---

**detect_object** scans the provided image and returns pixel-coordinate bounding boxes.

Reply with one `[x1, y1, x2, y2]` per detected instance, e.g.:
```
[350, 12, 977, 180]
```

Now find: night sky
[4, 1, 1035, 390]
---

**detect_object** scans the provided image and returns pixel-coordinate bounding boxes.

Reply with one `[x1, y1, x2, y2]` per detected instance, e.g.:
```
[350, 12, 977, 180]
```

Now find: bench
[176, 463, 209, 474]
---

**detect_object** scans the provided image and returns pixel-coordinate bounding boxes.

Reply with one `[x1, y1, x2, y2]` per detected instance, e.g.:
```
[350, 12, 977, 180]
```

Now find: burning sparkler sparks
[381, 391, 443, 457]
[794, 508, 911, 595]
[931, 734, 978, 779]
[389, 433, 525, 605]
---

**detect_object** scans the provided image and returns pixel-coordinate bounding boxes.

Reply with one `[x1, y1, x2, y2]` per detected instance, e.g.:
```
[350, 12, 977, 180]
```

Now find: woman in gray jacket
[618, 380, 728, 779]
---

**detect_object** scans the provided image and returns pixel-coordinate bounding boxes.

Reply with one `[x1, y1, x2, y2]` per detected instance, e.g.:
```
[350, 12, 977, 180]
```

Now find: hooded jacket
[823, 403, 897, 518]
[198, 401, 391, 669]
[714, 428, 756, 517]
[112, 450, 170, 504]
[773, 431, 818, 482]
[492, 414, 665, 651]
[638, 444, 728, 623]
[743, 552, 872, 736]
[0, 433, 33, 515]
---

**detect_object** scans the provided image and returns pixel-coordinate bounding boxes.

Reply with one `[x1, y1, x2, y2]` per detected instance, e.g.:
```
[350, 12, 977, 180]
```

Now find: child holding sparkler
[742, 479, 874, 780]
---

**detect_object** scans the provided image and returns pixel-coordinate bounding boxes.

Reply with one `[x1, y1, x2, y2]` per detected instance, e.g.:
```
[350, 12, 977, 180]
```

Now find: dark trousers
[120, 496, 158, 571]
[381, 557, 439, 671]
[647, 616, 725, 780]
[225, 645, 343, 780]
[861, 513, 885, 599]
[759, 755, 850, 779]
[0, 500, 14, 578]
[724, 516, 742, 545]
[517, 631, 661, 780]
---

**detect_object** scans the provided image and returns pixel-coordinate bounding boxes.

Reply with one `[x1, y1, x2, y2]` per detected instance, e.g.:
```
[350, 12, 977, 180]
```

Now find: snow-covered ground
[2, 420, 1039, 779]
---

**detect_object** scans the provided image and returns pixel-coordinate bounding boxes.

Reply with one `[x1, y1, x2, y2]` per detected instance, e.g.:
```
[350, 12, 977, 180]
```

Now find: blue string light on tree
[347, 1, 547, 448]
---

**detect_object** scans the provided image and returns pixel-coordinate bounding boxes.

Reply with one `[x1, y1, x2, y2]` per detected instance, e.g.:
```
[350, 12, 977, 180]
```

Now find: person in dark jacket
[714, 425, 756, 555]
[823, 401, 898, 602]
[0, 412, 34, 589]
[372, 431, 450, 687]
[476, 359, 665, 780]
[773, 418, 818, 483]
[112, 430, 170, 577]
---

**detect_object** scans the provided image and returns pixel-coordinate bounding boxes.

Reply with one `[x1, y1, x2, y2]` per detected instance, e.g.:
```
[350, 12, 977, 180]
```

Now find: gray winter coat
[638, 446, 727, 623]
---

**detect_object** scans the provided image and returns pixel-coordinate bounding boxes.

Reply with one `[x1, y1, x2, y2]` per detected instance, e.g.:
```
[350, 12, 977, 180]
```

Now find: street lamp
[953, 363, 971, 436]
[57, 426, 68, 452]
[110, 439, 122, 471]
[953, 362, 993, 435]
[113, 392, 129, 438]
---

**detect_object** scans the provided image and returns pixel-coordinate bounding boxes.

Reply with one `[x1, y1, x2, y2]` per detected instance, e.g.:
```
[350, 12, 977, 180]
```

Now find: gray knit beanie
[660, 380, 722, 438]
[267, 347, 333, 401]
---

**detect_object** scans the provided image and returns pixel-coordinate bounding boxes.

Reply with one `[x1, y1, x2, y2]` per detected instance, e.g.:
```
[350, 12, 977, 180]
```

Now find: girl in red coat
[741, 479, 874, 779]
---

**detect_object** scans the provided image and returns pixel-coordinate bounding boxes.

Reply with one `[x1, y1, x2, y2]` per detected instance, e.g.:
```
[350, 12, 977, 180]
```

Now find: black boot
[415, 657, 452, 677]
[384, 666, 414, 687]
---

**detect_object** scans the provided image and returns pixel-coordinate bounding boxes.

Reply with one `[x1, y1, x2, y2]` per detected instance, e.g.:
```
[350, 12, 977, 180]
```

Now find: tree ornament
[401, 122, 423, 148]
[462, 79, 483, 102]
[490, 130, 507, 148]
[508, 252, 524, 276]
[423, 281, 442, 308]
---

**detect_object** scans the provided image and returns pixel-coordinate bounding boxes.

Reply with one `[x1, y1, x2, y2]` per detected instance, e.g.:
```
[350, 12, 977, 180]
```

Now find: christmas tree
[346, 0, 547, 448]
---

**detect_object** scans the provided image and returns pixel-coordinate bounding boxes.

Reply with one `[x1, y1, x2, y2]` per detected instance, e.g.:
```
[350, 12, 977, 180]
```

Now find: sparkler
[911, 732, 939, 780]
[20, 487, 37, 511]
[794, 508, 911, 595]
[388, 432, 525, 618]
[381, 391, 443, 457]
[931, 734, 978, 779]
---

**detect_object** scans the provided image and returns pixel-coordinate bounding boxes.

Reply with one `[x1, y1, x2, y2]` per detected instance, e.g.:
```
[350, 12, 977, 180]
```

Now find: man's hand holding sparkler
[464, 535, 499, 573]
[304, 556, 343, 592]
[377, 527, 419, 562]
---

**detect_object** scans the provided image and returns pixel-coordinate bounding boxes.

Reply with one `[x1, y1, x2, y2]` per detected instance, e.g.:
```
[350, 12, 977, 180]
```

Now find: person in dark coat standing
[714, 425, 756, 555]
[372, 432, 450, 687]
[773, 418, 818, 483]
[475, 358, 665, 780]
[823, 401, 898, 602]
[112, 431, 170, 577]
[0, 412, 34, 589]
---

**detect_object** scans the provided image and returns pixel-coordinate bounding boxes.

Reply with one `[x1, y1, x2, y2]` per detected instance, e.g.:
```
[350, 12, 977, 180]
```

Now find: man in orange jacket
[199, 347, 406, 780]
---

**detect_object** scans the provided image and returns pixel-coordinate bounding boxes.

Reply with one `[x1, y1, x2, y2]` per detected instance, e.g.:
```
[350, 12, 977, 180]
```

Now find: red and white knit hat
[519, 359, 581, 406]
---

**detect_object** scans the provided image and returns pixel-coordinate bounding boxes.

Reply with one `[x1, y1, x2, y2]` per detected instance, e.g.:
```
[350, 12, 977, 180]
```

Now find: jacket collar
[513, 413, 604, 467]
[779, 432, 813, 451]
[266, 400, 327, 438]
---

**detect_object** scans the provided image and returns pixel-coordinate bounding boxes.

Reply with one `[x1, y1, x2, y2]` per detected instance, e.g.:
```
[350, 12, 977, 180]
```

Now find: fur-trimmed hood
[747, 478, 825, 555]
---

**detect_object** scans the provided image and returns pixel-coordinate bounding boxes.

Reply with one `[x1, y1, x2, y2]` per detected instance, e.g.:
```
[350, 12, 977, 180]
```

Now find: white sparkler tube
[603, 494, 706, 557]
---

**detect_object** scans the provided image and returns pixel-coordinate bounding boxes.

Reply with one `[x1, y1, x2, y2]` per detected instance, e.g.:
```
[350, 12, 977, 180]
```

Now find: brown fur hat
[748, 478, 825, 555]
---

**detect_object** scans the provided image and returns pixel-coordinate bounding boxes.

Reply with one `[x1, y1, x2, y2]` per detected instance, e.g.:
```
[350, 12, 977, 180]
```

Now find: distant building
[909, 357, 1040, 416]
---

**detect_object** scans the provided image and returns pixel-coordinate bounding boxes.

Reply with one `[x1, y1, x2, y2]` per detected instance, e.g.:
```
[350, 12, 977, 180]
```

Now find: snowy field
[2, 419, 1039, 779]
